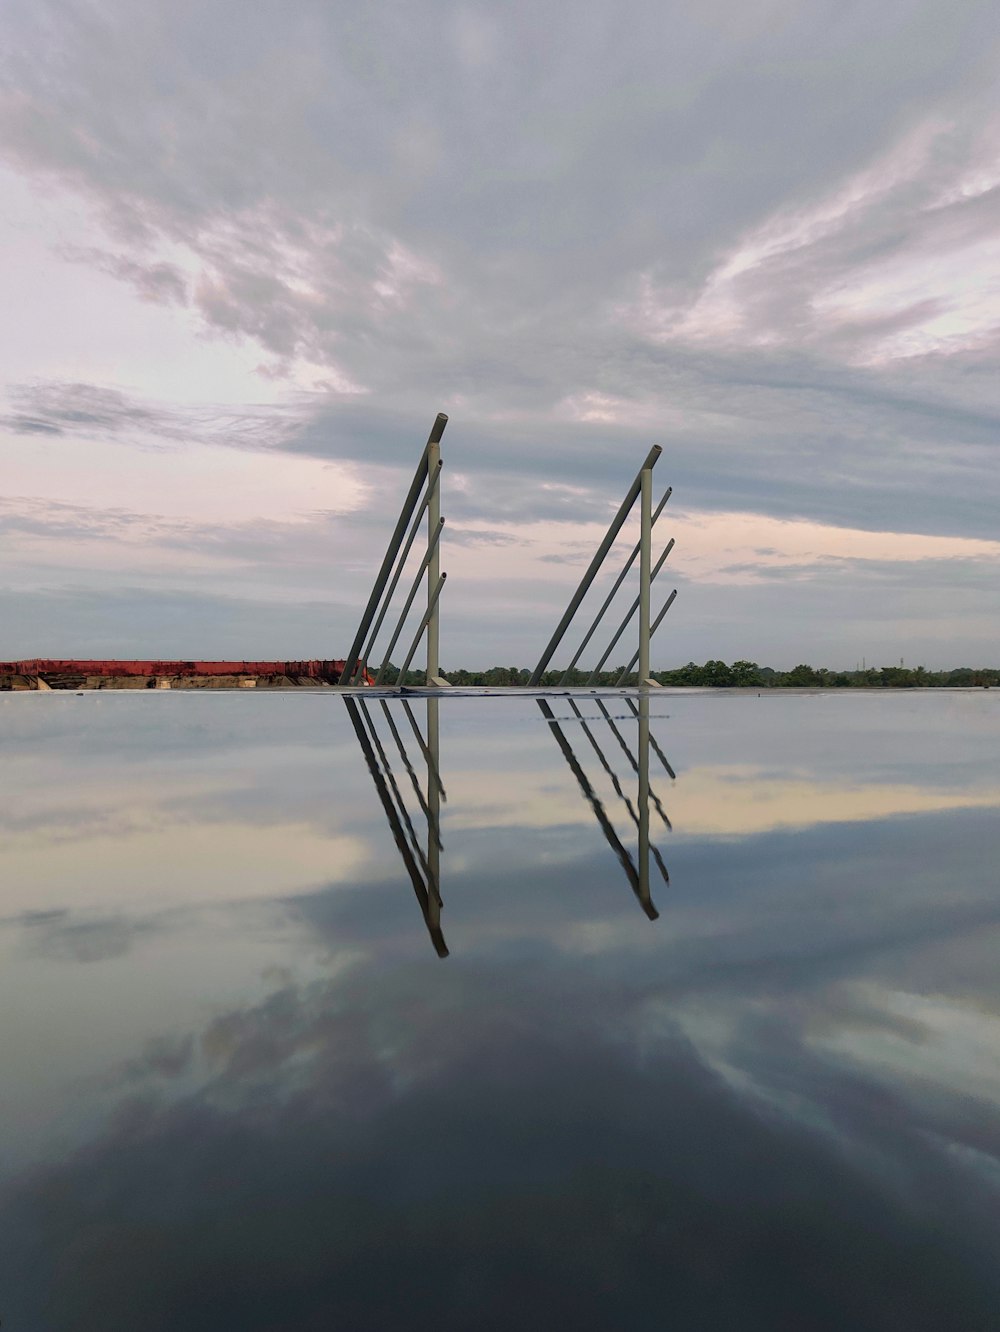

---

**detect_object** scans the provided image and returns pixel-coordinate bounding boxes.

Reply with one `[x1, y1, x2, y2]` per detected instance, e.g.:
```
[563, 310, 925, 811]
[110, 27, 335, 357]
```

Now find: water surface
[2, 690, 999, 1329]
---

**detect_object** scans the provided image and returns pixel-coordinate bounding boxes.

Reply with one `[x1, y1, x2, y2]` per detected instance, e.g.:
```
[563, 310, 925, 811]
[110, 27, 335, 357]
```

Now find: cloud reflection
[4, 955, 1000, 1330]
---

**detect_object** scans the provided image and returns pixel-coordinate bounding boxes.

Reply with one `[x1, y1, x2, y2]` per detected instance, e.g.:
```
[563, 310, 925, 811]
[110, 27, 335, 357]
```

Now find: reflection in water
[345, 697, 448, 956]
[4, 695, 1000, 1327]
[348, 694, 675, 950]
[538, 694, 674, 921]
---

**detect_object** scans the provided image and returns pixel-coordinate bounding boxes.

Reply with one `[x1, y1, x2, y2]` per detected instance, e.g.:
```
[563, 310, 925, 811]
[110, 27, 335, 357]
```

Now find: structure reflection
[344, 697, 448, 957]
[538, 693, 673, 920]
[348, 694, 674, 953]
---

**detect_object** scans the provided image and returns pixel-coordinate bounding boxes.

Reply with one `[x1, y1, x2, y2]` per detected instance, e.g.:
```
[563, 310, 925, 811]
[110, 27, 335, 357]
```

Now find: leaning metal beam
[558, 487, 671, 685]
[396, 573, 447, 684]
[339, 413, 447, 685]
[585, 539, 675, 685]
[616, 588, 678, 686]
[639, 467, 652, 686]
[528, 445, 661, 685]
[374, 519, 445, 685]
[426, 430, 443, 683]
[353, 460, 442, 683]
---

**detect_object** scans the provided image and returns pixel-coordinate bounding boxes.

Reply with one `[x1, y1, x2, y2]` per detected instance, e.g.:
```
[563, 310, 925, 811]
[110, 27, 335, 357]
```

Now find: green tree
[878, 665, 915, 687]
[785, 663, 822, 687]
[730, 660, 761, 686]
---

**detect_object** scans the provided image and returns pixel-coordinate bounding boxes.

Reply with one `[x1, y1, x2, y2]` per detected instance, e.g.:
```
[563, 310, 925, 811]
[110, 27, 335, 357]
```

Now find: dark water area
[1, 690, 999, 1330]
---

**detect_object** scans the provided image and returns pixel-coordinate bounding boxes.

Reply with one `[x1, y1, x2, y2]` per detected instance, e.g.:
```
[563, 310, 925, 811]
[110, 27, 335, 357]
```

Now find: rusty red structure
[1, 659, 372, 688]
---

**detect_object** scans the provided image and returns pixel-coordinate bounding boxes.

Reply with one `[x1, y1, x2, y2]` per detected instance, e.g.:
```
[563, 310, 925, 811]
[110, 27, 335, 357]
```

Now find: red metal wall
[1, 659, 370, 683]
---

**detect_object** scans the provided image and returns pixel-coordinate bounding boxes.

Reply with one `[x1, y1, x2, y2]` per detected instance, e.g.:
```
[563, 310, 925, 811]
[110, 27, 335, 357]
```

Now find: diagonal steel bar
[339, 413, 447, 684]
[585, 540, 674, 685]
[374, 520, 445, 685]
[395, 573, 446, 684]
[616, 588, 678, 686]
[558, 487, 671, 685]
[353, 460, 442, 683]
[528, 445, 661, 685]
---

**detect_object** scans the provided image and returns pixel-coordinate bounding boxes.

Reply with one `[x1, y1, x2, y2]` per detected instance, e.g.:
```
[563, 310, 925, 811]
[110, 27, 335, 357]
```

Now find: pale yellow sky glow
[444, 761, 1000, 838]
[5, 479, 999, 601]
[6, 434, 365, 523]
[444, 508, 1000, 588]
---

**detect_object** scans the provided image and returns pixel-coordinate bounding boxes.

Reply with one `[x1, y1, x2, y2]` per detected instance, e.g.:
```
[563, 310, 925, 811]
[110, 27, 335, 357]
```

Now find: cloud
[3, 1, 1000, 660]
[62, 246, 189, 305]
[0, 379, 296, 449]
[0, 381, 176, 439]
[4, 0, 1000, 403]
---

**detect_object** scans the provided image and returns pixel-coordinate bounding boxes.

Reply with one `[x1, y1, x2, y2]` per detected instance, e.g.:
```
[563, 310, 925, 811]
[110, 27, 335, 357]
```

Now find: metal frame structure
[340, 413, 450, 687]
[340, 420, 683, 690]
[529, 447, 677, 688]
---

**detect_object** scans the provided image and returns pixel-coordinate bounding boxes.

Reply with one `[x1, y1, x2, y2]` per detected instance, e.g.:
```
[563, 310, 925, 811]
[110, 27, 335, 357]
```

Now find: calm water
[2, 689, 999, 1330]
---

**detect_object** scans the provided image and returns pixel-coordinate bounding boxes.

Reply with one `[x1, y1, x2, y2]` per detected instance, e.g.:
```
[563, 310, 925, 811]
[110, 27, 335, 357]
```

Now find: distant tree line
[391, 661, 999, 688]
[646, 661, 999, 688]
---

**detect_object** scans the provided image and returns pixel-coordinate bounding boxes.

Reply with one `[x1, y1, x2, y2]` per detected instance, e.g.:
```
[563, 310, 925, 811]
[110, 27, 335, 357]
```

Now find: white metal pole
[426, 434, 442, 683]
[639, 467, 652, 685]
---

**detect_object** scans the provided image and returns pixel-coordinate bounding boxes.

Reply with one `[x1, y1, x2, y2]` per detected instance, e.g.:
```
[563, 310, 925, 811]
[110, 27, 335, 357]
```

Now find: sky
[2, 0, 1000, 670]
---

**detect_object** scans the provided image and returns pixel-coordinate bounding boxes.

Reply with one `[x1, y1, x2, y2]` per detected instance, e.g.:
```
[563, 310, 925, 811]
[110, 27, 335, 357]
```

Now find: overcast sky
[3, 0, 1000, 669]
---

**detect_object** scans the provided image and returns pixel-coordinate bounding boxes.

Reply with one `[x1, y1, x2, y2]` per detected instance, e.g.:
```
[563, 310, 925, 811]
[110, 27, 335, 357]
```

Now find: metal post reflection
[638, 691, 651, 913]
[349, 696, 674, 951]
[538, 695, 675, 919]
[345, 697, 448, 957]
